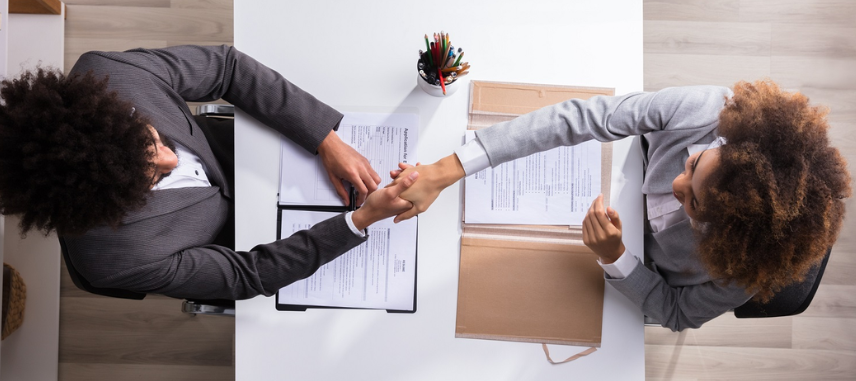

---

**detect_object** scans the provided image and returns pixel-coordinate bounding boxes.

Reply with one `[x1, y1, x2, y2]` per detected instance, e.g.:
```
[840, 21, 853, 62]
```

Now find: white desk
[234, 1, 644, 379]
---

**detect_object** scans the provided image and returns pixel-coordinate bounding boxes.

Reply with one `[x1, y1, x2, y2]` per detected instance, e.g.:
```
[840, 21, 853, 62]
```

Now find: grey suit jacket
[62, 45, 366, 300]
[475, 86, 753, 331]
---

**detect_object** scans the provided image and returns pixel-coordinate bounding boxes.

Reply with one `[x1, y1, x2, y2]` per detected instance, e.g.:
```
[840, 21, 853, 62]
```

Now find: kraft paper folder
[455, 81, 614, 347]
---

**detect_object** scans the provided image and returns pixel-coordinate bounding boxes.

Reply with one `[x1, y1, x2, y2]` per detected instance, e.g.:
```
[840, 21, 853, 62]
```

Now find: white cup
[416, 73, 460, 97]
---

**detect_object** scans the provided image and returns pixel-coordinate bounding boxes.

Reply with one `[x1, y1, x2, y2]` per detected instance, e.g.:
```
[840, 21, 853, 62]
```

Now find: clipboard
[274, 111, 419, 313]
[274, 207, 418, 313]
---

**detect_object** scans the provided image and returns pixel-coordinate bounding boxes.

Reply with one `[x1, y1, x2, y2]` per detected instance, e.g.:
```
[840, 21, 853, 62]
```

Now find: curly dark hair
[696, 80, 852, 302]
[0, 68, 156, 236]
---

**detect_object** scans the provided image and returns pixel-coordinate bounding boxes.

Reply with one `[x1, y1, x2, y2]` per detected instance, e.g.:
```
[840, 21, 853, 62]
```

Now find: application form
[278, 112, 418, 207]
[464, 131, 602, 225]
[276, 210, 417, 310]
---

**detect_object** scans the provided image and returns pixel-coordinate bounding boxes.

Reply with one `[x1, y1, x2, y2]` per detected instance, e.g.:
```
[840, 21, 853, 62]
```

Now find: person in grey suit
[388, 80, 851, 331]
[0, 45, 418, 300]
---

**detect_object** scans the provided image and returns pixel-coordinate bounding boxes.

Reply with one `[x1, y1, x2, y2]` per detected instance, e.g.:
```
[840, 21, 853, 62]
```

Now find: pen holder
[417, 31, 470, 97]
[416, 73, 460, 97]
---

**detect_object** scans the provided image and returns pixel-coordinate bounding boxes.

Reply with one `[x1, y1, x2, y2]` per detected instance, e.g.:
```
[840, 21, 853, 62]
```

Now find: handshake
[344, 148, 625, 263]
[346, 150, 625, 264]
[351, 154, 466, 230]
[318, 130, 465, 231]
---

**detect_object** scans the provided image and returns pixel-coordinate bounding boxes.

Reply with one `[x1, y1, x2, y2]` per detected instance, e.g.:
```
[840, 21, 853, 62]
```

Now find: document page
[278, 112, 418, 207]
[464, 131, 601, 225]
[276, 210, 418, 310]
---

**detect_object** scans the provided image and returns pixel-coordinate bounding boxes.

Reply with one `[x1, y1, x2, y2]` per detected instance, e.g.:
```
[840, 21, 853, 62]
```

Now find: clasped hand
[351, 171, 419, 230]
[385, 155, 465, 222]
[317, 130, 424, 228]
[582, 194, 625, 263]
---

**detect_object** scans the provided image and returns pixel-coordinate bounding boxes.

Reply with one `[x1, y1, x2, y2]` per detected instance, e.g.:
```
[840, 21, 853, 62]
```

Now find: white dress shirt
[153, 144, 366, 238]
[152, 143, 212, 190]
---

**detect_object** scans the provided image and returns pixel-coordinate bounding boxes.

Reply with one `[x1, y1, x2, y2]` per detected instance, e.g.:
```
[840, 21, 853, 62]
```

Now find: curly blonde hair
[697, 80, 851, 302]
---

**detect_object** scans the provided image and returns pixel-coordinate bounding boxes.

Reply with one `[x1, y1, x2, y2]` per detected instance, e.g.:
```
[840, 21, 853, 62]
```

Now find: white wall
[7, 9, 64, 75]
[0, 0, 9, 374]
[0, 6, 65, 381]
[1, 217, 61, 381]
[0, 0, 8, 77]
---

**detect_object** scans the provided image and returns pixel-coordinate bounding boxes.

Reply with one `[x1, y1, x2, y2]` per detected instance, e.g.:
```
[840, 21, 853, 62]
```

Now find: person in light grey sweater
[388, 80, 851, 331]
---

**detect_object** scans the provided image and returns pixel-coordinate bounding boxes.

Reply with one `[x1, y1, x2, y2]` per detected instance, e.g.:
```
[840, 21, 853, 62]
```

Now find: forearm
[80, 44, 341, 152]
[221, 46, 343, 152]
[435, 154, 466, 186]
[474, 86, 731, 167]
[474, 94, 638, 167]
[157, 214, 365, 300]
[606, 261, 752, 331]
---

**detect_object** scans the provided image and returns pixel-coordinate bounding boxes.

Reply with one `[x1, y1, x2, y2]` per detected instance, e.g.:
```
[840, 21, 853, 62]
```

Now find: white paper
[276, 210, 418, 310]
[278, 112, 419, 207]
[464, 131, 602, 225]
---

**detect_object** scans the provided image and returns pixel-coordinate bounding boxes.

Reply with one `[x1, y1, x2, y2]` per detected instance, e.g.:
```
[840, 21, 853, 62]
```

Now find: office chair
[733, 247, 831, 318]
[643, 247, 832, 326]
[196, 103, 234, 117]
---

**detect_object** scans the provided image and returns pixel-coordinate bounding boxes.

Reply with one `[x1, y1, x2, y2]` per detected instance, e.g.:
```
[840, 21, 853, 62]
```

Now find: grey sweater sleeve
[474, 85, 731, 167]
[608, 260, 752, 331]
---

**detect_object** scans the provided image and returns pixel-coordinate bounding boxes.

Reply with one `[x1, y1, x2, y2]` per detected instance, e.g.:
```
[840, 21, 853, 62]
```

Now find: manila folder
[455, 237, 604, 347]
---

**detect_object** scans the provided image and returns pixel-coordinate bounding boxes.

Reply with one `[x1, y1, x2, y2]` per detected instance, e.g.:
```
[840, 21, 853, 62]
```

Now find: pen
[452, 51, 464, 67]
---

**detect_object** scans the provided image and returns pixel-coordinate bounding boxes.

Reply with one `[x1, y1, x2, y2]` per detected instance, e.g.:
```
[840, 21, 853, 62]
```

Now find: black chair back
[734, 247, 831, 318]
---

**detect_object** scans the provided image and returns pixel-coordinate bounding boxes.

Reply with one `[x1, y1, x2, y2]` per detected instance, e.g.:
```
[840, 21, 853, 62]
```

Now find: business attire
[457, 86, 753, 331]
[62, 45, 366, 300]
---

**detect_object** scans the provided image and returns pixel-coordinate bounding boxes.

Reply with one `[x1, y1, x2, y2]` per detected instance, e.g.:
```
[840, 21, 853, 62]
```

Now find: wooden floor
[58, 1, 856, 380]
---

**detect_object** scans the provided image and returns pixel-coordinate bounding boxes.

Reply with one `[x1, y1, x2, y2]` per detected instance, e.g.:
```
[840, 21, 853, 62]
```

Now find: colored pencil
[452, 51, 464, 67]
